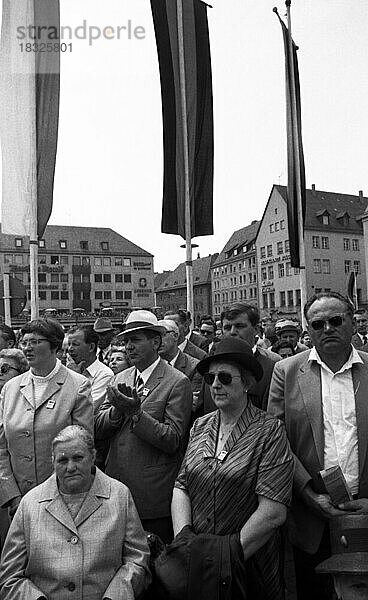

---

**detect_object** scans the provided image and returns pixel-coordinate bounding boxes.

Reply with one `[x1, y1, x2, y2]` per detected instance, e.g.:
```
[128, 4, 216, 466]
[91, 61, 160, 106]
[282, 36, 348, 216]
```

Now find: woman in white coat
[0, 425, 151, 600]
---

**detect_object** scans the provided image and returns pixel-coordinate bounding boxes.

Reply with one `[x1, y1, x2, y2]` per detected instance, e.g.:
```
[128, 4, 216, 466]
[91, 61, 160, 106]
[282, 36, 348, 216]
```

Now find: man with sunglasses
[268, 291, 368, 600]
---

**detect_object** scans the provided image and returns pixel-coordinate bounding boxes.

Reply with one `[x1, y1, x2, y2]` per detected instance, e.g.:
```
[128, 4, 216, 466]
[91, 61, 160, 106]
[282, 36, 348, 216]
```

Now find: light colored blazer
[95, 358, 192, 519]
[268, 349, 368, 553]
[0, 364, 93, 507]
[0, 468, 151, 600]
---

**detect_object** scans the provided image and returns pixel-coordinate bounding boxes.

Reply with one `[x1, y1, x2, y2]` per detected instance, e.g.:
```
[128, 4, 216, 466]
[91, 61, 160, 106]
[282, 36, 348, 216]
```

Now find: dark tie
[98, 349, 104, 362]
[363, 336, 367, 346]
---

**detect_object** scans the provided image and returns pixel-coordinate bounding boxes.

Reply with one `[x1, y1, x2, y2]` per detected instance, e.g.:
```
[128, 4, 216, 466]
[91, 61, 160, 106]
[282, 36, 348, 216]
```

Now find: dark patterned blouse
[175, 402, 294, 599]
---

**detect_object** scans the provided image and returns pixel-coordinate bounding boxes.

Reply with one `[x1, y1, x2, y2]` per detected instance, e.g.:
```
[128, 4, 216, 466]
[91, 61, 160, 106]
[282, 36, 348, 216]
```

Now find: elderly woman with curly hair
[0, 426, 151, 600]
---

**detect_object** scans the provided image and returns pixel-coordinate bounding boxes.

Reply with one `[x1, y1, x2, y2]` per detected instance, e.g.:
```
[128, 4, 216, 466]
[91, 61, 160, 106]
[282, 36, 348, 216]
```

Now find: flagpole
[176, 0, 194, 322]
[29, 189, 39, 320]
[285, 0, 307, 329]
[3, 273, 11, 326]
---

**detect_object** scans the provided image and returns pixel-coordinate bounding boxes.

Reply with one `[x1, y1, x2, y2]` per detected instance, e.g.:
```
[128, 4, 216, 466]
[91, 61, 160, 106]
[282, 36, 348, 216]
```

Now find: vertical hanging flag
[348, 270, 358, 310]
[275, 9, 306, 268]
[0, 0, 60, 238]
[150, 0, 214, 239]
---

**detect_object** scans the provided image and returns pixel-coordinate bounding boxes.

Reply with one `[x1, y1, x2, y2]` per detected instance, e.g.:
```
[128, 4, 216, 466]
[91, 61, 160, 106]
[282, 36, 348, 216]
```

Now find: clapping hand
[107, 383, 141, 417]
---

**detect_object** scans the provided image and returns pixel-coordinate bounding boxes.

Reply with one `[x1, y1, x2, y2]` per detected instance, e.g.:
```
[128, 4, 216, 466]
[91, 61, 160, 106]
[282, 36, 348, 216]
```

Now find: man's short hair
[304, 292, 355, 322]
[220, 303, 260, 327]
[0, 324, 16, 346]
[200, 316, 216, 328]
[164, 309, 188, 325]
[68, 326, 99, 353]
[21, 318, 64, 352]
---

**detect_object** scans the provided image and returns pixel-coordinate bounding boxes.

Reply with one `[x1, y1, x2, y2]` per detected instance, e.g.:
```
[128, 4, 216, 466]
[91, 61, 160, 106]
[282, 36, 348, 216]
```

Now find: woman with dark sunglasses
[171, 337, 294, 600]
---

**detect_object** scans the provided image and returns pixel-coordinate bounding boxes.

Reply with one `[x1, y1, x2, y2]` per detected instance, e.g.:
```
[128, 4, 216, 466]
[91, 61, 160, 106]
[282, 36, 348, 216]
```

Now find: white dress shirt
[308, 346, 361, 495]
[136, 357, 161, 385]
[85, 358, 114, 413]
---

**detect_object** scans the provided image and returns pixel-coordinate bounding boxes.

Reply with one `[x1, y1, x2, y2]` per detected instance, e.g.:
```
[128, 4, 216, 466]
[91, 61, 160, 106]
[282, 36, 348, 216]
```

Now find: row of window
[344, 260, 361, 274]
[269, 220, 286, 233]
[261, 263, 299, 281]
[212, 258, 256, 278]
[225, 243, 255, 259]
[31, 273, 133, 284]
[311, 236, 360, 251]
[15, 239, 111, 251]
[312, 259, 331, 274]
[33, 290, 134, 302]
[343, 238, 360, 251]
[213, 272, 257, 289]
[213, 287, 258, 304]
[262, 289, 301, 309]
[260, 240, 290, 259]
[312, 236, 330, 249]
[4, 254, 133, 267]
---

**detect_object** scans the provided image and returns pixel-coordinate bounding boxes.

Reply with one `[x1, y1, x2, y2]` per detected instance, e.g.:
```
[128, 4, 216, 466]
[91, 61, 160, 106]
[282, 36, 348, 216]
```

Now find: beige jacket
[0, 469, 151, 600]
[0, 364, 93, 507]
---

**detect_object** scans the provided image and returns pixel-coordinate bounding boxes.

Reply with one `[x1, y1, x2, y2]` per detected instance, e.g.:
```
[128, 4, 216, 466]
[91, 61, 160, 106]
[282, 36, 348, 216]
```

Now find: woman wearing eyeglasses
[0, 318, 93, 526]
[171, 337, 294, 599]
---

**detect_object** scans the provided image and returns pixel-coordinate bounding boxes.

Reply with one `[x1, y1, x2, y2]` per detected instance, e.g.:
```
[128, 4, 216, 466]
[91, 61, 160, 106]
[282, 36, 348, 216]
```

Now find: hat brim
[196, 351, 263, 382]
[94, 328, 115, 333]
[117, 324, 165, 338]
[316, 553, 368, 575]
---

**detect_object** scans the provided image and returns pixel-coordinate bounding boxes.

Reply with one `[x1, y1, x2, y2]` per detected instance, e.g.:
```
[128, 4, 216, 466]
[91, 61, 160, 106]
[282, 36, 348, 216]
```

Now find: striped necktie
[135, 371, 144, 396]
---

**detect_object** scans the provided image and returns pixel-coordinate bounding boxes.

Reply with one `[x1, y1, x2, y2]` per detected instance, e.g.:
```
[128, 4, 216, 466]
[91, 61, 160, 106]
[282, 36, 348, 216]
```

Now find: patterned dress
[175, 402, 293, 599]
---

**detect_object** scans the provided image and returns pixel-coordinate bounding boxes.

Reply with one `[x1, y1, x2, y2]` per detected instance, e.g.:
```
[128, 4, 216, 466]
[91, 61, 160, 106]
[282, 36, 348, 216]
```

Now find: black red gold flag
[151, 0, 214, 239]
[0, 0, 60, 238]
[276, 12, 306, 268]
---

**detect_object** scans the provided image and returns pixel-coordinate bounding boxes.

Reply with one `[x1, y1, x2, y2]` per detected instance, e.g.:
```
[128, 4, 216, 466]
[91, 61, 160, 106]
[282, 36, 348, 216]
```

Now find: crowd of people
[0, 293, 366, 599]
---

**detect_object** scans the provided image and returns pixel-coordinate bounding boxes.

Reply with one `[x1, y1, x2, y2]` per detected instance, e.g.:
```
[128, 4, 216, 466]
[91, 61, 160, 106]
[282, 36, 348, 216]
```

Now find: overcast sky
[2, 1, 368, 272]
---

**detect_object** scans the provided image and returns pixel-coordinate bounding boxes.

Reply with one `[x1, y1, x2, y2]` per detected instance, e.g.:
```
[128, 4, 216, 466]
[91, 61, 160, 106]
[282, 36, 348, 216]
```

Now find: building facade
[211, 220, 259, 317]
[0, 225, 154, 314]
[256, 185, 368, 320]
[155, 254, 218, 324]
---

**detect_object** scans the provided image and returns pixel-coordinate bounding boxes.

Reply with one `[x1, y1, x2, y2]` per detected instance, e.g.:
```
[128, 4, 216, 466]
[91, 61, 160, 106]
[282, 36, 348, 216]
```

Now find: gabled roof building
[155, 254, 218, 325]
[255, 185, 368, 320]
[211, 220, 260, 317]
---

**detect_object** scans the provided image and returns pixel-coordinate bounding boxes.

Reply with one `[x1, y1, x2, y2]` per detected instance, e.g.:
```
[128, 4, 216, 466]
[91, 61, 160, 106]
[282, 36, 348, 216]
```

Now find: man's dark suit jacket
[352, 332, 366, 349]
[189, 331, 208, 351]
[173, 349, 202, 394]
[184, 339, 207, 361]
[268, 349, 368, 554]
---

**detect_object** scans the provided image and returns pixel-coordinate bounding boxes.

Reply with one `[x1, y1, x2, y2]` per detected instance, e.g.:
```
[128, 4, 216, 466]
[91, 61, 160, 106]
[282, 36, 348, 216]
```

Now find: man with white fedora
[95, 310, 192, 543]
[93, 317, 116, 365]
